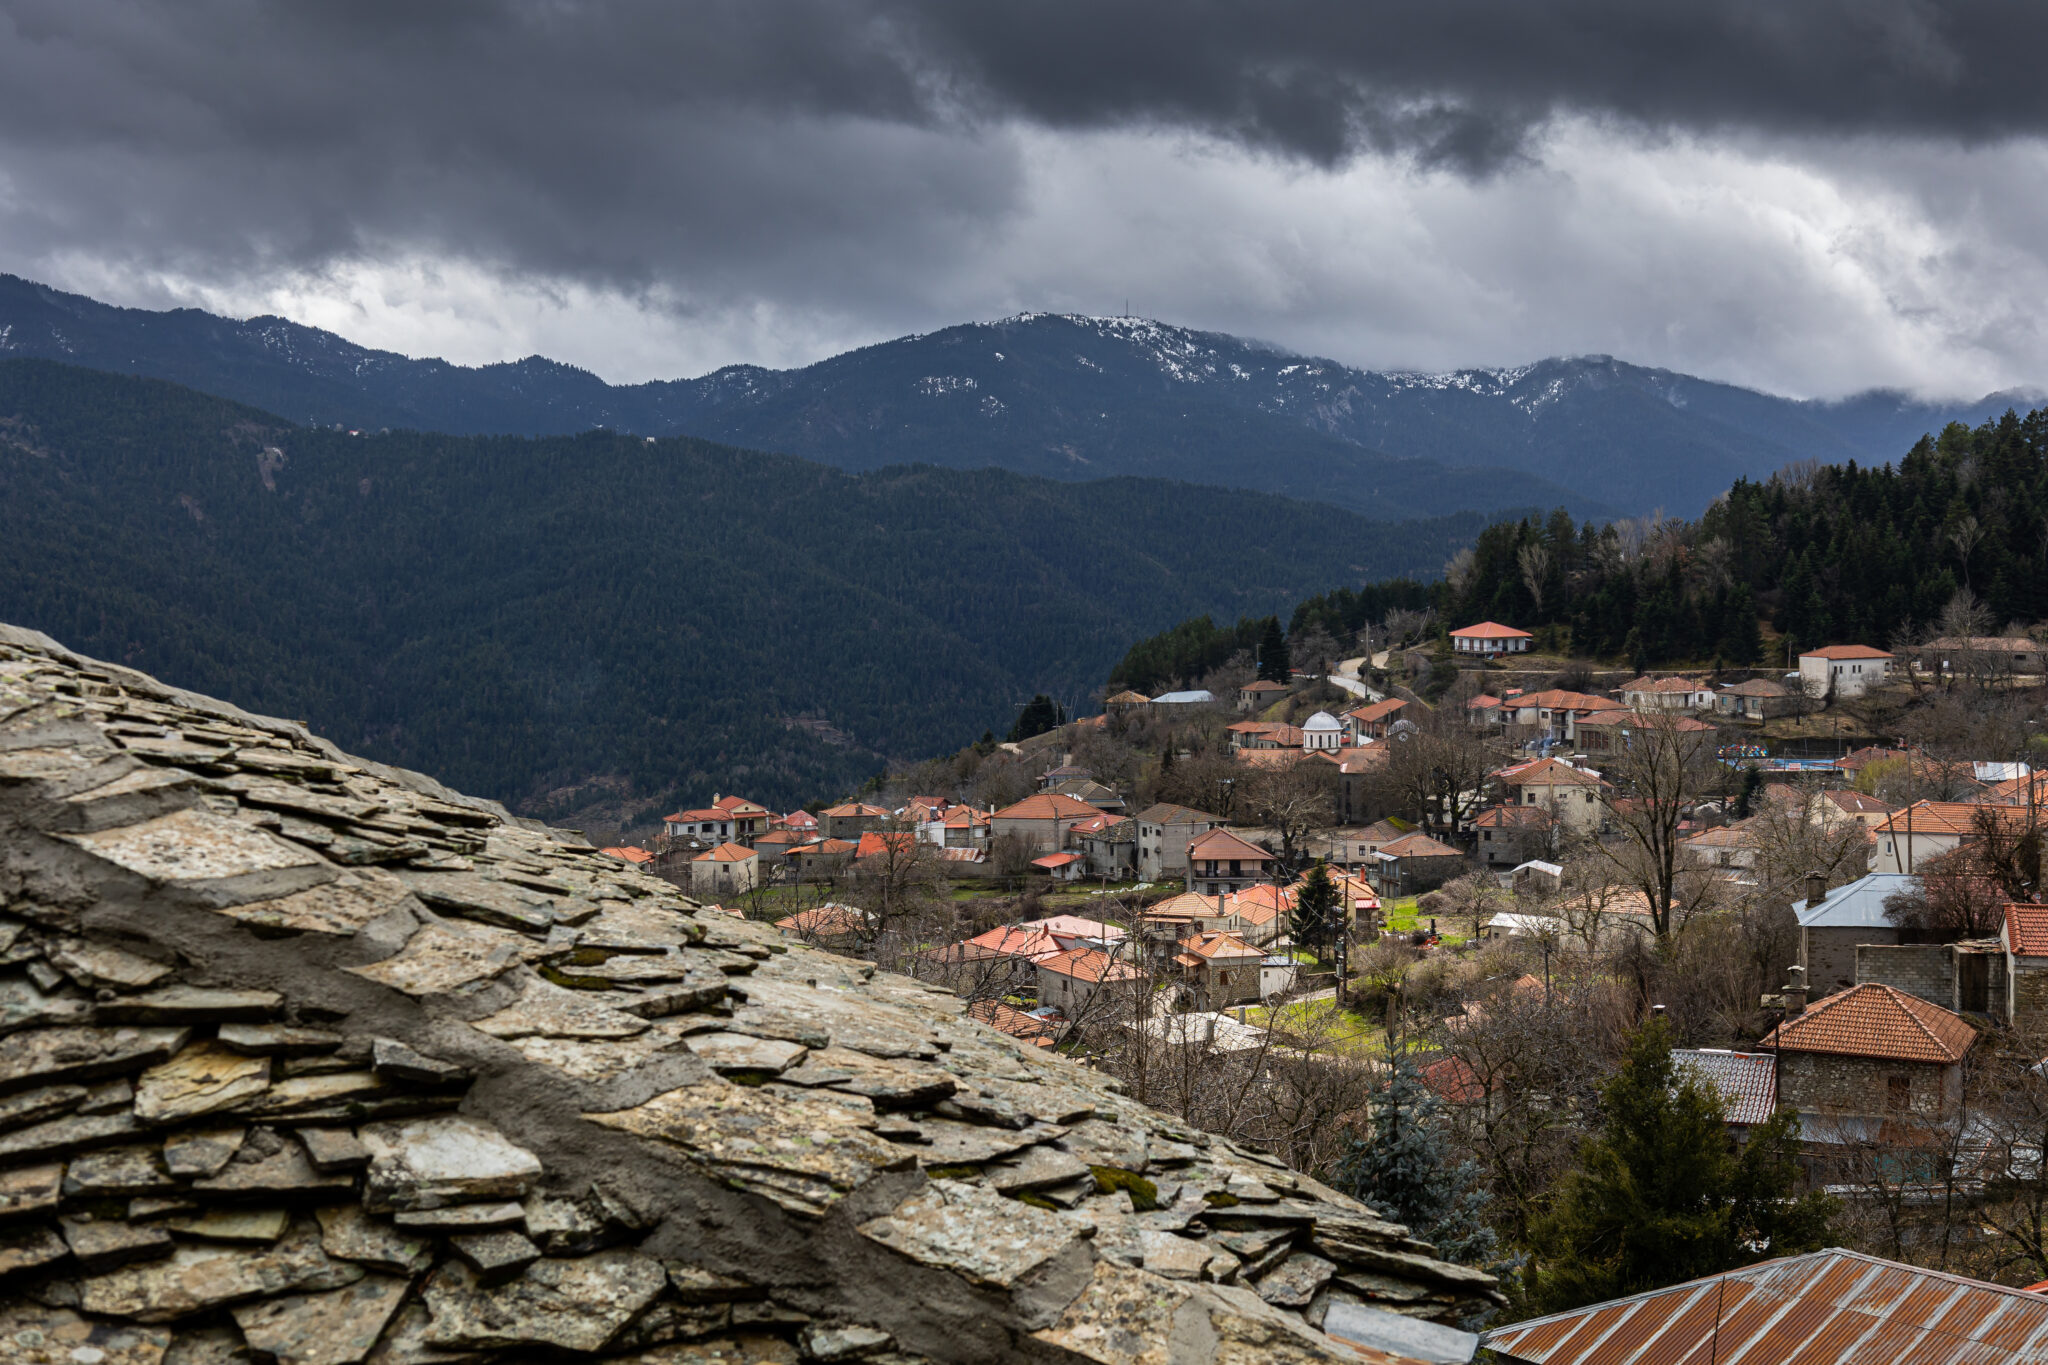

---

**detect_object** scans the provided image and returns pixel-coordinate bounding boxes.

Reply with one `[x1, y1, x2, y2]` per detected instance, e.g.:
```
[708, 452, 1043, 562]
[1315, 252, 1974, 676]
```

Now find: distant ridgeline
[1112, 407, 2048, 686]
[0, 359, 1493, 816]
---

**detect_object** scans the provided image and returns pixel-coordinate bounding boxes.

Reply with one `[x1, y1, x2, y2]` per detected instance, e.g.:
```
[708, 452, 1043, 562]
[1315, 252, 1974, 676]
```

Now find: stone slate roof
[1671, 1049, 1778, 1126]
[0, 624, 1497, 1361]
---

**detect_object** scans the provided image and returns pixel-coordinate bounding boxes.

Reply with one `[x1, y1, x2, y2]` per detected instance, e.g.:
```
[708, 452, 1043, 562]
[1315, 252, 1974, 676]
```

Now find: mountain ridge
[3, 273, 2026, 520]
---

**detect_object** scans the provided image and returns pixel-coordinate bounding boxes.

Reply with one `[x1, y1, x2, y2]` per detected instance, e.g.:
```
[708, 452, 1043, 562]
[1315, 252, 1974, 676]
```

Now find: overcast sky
[4, 0, 2047, 398]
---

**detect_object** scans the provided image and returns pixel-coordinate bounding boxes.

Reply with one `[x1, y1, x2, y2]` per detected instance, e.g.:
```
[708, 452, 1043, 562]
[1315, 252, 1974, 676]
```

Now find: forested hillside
[0, 360, 1488, 818]
[1115, 407, 2048, 684]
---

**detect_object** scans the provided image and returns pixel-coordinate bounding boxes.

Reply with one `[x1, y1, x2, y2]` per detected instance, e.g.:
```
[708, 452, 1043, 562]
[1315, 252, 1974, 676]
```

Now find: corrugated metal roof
[1486, 1249, 2048, 1363]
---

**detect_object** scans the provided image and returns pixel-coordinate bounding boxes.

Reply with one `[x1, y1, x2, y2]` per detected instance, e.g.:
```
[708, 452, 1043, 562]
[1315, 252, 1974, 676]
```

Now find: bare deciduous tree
[1598, 713, 1720, 938]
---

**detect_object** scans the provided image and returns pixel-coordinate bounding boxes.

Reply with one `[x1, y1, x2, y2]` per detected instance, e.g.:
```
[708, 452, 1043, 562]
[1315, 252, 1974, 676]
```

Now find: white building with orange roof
[689, 841, 760, 898]
[1449, 621, 1532, 656]
[1494, 757, 1608, 834]
[1798, 643, 1893, 698]
[1035, 946, 1145, 1016]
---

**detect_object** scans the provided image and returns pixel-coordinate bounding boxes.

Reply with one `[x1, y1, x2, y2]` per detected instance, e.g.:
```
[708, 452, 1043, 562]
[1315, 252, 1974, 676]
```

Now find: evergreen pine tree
[1256, 617, 1291, 683]
[1734, 765, 1763, 819]
[1333, 1052, 1498, 1268]
[1289, 859, 1340, 961]
[1521, 1019, 1834, 1315]
[1721, 585, 1763, 666]
[1007, 694, 1064, 743]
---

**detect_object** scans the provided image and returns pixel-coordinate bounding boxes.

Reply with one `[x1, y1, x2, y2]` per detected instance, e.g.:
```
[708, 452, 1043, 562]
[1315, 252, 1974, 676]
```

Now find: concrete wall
[1778, 1050, 1959, 1122]
[1855, 943, 1956, 1010]
[1803, 924, 1900, 994]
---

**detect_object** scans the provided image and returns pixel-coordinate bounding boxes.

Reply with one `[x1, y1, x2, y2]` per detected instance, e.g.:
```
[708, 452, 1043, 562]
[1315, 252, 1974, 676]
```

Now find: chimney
[1805, 871, 1828, 909]
[1650, 1004, 1666, 1017]
[1783, 964, 1808, 1016]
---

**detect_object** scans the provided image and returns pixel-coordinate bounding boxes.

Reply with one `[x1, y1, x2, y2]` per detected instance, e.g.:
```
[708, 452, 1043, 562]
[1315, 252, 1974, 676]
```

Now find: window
[1886, 1076, 1910, 1113]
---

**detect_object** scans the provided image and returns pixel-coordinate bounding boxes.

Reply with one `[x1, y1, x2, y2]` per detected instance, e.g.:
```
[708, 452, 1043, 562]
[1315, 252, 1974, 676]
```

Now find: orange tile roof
[788, 837, 858, 856]
[712, 796, 769, 815]
[1421, 1056, 1489, 1104]
[1874, 800, 2017, 837]
[854, 831, 915, 858]
[1759, 983, 1976, 1063]
[692, 841, 757, 862]
[1186, 829, 1276, 862]
[992, 793, 1101, 821]
[751, 831, 804, 848]
[1472, 804, 1550, 829]
[1683, 823, 1760, 848]
[1378, 833, 1464, 859]
[1177, 930, 1263, 960]
[1104, 690, 1152, 705]
[773, 904, 871, 935]
[665, 808, 731, 822]
[1513, 689, 1625, 711]
[965, 1000, 1061, 1046]
[1467, 693, 1505, 709]
[1038, 947, 1143, 982]
[1450, 621, 1531, 639]
[941, 806, 991, 826]
[1345, 699, 1407, 724]
[1032, 852, 1085, 869]
[1497, 757, 1604, 786]
[1135, 803, 1217, 825]
[599, 845, 654, 864]
[962, 925, 1063, 960]
[820, 801, 891, 819]
[1800, 644, 1893, 660]
[2006, 904, 2048, 957]
[1234, 747, 1319, 768]
[1240, 680, 1290, 692]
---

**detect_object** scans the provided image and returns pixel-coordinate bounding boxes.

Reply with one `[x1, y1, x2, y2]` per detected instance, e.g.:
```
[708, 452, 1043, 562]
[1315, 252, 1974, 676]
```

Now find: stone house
[1320, 819, 1415, 871]
[1569, 709, 1715, 755]
[1760, 983, 1976, 1126]
[991, 792, 1103, 855]
[689, 841, 760, 899]
[2002, 902, 2048, 1032]
[1620, 677, 1714, 712]
[1472, 804, 1552, 868]
[1495, 757, 1606, 835]
[1911, 636, 2046, 677]
[1680, 821, 1760, 876]
[1174, 930, 1268, 1009]
[1795, 872, 1915, 994]
[1798, 644, 1893, 699]
[1715, 678, 1796, 720]
[1185, 828, 1278, 896]
[1035, 946, 1146, 1018]
[1074, 815, 1137, 879]
[1371, 833, 1467, 895]
[1136, 892, 1263, 961]
[935, 804, 992, 849]
[819, 801, 891, 840]
[1237, 679, 1290, 712]
[1134, 802, 1219, 881]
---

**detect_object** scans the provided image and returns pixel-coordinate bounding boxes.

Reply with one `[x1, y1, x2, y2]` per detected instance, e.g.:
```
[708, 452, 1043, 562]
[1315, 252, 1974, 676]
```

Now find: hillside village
[589, 605, 2048, 1306]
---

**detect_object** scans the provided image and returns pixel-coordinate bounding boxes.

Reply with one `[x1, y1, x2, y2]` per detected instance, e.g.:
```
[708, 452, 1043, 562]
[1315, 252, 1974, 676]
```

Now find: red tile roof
[965, 1000, 1061, 1047]
[1874, 799, 2019, 837]
[692, 841, 757, 862]
[1450, 621, 1532, 639]
[992, 793, 1101, 821]
[773, 904, 871, 935]
[1497, 757, 1604, 786]
[2006, 903, 2048, 957]
[1177, 930, 1263, 961]
[1421, 1056, 1489, 1104]
[1032, 852, 1084, 869]
[1467, 693, 1505, 710]
[1345, 699, 1407, 724]
[1484, 1248, 2048, 1364]
[1622, 676, 1706, 694]
[820, 801, 891, 819]
[665, 808, 731, 823]
[1472, 804, 1551, 829]
[599, 846, 654, 864]
[962, 925, 1063, 960]
[854, 831, 915, 858]
[1378, 833, 1464, 859]
[1186, 828, 1276, 862]
[712, 796, 769, 815]
[1759, 983, 1976, 1064]
[1038, 947, 1143, 983]
[1800, 644, 1893, 660]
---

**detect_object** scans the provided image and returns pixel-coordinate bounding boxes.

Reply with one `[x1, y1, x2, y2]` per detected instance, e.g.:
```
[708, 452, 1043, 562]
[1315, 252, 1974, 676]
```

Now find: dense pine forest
[0, 359, 1489, 817]
[1116, 407, 2048, 685]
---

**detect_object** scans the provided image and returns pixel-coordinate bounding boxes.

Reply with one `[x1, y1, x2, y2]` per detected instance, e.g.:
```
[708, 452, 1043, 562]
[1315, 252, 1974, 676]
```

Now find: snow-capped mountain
[0, 277, 2022, 519]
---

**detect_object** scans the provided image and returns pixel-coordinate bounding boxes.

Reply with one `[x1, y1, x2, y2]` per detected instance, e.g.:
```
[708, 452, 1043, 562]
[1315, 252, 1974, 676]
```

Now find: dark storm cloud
[1, 0, 2044, 394]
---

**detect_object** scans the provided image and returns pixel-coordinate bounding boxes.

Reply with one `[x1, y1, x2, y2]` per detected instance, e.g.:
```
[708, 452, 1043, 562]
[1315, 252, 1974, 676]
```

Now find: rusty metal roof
[1485, 1248, 2048, 1363]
